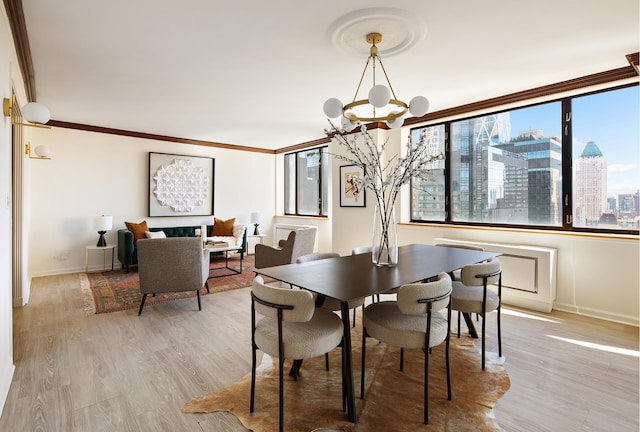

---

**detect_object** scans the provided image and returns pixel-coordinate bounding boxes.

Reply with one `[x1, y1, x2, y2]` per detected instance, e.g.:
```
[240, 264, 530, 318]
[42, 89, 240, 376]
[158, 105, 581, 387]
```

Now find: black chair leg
[361, 327, 367, 399]
[424, 346, 430, 424]
[497, 306, 502, 358]
[278, 355, 284, 432]
[250, 345, 257, 413]
[205, 280, 210, 293]
[137, 293, 147, 316]
[197, 290, 202, 310]
[325, 353, 329, 371]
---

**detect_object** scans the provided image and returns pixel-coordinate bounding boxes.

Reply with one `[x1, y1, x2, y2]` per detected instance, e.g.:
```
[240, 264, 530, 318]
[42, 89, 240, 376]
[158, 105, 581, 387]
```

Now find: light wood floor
[0, 273, 638, 431]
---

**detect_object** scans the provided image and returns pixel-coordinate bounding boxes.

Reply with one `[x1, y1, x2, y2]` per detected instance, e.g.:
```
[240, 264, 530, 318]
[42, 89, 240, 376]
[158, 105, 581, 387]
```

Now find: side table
[85, 244, 116, 273]
[247, 234, 267, 255]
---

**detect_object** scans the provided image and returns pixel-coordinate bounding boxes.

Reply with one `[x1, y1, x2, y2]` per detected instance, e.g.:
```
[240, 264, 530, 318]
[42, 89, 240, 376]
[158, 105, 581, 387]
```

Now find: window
[410, 84, 639, 233]
[284, 146, 329, 216]
[572, 86, 639, 229]
[410, 124, 446, 221]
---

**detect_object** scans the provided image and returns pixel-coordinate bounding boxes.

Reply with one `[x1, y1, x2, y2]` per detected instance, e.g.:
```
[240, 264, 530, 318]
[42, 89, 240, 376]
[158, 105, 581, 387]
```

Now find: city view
[411, 85, 639, 230]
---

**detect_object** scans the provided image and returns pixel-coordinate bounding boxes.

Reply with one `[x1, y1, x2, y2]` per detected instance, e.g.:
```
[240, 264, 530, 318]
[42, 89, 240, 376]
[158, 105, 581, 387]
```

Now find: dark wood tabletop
[256, 243, 500, 301]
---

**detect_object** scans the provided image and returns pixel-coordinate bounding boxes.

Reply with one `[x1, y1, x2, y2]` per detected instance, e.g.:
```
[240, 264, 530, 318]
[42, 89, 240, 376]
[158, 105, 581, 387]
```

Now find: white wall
[27, 126, 276, 275]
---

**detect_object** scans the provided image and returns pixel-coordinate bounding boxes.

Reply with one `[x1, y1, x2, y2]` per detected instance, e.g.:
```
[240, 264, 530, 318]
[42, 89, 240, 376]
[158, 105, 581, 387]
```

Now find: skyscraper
[574, 139, 607, 225]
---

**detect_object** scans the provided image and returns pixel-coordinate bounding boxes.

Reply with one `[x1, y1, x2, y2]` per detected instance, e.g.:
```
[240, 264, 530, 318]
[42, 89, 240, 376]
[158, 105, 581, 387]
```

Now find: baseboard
[554, 302, 639, 327]
[0, 360, 15, 419]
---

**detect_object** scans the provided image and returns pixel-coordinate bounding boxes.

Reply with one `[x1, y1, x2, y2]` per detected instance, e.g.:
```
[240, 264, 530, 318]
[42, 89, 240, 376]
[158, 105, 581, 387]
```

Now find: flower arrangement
[326, 121, 444, 265]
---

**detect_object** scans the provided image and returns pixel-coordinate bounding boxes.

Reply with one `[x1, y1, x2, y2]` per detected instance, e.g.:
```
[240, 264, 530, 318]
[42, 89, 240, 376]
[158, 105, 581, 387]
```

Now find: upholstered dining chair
[137, 237, 210, 315]
[361, 272, 453, 424]
[296, 252, 365, 372]
[250, 275, 344, 432]
[451, 257, 502, 370]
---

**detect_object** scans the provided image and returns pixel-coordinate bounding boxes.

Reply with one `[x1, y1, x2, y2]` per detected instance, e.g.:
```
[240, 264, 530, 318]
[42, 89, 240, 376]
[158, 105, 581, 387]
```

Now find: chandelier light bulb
[368, 84, 391, 108]
[323, 98, 344, 118]
[341, 115, 356, 132]
[385, 113, 404, 129]
[408, 96, 430, 117]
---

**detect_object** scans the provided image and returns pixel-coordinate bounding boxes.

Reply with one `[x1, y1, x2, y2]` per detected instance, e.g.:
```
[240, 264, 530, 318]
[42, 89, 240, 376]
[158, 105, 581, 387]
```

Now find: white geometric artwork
[153, 159, 209, 212]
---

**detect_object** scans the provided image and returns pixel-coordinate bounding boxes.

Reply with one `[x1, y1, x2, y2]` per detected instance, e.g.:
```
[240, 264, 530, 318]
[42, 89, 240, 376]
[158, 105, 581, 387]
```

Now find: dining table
[254, 243, 500, 423]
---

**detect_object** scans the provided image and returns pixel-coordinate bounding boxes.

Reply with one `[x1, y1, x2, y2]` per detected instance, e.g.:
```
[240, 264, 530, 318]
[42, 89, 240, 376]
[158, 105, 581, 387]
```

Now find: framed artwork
[148, 152, 215, 217]
[340, 164, 366, 207]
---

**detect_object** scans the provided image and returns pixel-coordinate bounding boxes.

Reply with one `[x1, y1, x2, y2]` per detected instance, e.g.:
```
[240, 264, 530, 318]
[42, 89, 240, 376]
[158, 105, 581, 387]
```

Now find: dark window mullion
[561, 99, 573, 230]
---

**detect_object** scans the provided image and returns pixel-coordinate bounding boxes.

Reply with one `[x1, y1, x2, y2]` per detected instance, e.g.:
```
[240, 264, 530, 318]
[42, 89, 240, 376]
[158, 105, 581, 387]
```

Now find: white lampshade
[94, 215, 113, 232]
[21, 102, 51, 124]
[368, 85, 391, 108]
[341, 115, 357, 132]
[34, 145, 51, 158]
[250, 212, 263, 224]
[323, 98, 343, 118]
[408, 96, 430, 117]
[385, 113, 404, 129]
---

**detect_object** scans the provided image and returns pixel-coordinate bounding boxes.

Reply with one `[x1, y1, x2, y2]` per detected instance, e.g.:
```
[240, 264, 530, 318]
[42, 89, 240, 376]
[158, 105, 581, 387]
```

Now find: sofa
[118, 224, 247, 273]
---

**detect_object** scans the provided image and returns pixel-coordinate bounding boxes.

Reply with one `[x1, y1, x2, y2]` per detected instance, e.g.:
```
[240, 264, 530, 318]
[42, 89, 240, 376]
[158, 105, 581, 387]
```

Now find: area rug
[80, 254, 257, 314]
[182, 324, 510, 432]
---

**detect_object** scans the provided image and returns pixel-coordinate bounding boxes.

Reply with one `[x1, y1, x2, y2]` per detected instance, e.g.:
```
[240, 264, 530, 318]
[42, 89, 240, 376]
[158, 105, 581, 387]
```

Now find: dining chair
[296, 252, 365, 372]
[250, 276, 344, 432]
[351, 246, 395, 302]
[451, 257, 502, 370]
[361, 272, 453, 425]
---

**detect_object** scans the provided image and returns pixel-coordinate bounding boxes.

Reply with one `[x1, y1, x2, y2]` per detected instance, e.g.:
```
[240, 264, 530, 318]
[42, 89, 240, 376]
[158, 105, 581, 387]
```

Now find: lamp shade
[250, 212, 263, 224]
[21, 102, 51, 124]
[323, 98, 343, 118]
[94, 215, 113, 232]
[34, 145, 51, 158]
[368, 85, 391, 108]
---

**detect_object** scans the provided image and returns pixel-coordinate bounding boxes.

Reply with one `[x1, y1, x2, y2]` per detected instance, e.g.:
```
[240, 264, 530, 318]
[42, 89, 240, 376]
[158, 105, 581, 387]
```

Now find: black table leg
[340, 301, 357, 422]
[462, 312, 479, 338]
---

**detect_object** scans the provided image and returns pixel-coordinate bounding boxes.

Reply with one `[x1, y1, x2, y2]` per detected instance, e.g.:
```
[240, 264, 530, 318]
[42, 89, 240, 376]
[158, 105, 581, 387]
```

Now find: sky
[509, 85, 639, 197]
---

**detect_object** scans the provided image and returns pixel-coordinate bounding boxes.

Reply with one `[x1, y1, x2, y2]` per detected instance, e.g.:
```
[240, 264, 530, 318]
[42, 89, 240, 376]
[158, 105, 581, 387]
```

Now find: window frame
[409, 83, 639, 235]
[284, 145, 329, 217]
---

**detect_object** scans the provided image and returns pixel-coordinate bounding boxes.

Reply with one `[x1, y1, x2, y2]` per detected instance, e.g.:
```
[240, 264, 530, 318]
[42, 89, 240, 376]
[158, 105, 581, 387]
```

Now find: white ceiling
[20, 0, 640, 150]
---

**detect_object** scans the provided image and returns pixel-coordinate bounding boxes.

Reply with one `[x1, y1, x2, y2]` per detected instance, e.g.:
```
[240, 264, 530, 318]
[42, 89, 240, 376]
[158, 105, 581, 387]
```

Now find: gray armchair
[254, 227, 317, 269]
[137, 237, 211, 315]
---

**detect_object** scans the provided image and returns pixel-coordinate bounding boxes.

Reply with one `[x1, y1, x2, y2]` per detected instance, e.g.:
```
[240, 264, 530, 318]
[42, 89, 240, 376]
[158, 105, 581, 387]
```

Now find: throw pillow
[144, 230, 166, 239]
[125, 220, 149, 245]
[212, 217, 235, 236]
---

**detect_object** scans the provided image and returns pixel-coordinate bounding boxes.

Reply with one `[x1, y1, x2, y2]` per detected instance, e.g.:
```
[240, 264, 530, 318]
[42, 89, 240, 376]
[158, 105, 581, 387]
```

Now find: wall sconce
[3, 94, 51, 129]
[25, 142, 52, 160]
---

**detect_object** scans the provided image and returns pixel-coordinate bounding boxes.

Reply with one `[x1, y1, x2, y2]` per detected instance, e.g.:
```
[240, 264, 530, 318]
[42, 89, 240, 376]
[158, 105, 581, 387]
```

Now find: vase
[372, 202, 398, 266]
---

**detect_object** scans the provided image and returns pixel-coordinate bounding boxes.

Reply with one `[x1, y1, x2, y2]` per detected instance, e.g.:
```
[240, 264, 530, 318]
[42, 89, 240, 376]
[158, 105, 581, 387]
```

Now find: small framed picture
[340, 165, 366, 207]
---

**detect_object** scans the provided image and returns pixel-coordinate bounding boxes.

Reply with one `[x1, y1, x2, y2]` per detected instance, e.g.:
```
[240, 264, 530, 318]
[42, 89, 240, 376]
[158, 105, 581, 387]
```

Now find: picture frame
[148, 152, 215, 217]
[340, 164, 366, 207]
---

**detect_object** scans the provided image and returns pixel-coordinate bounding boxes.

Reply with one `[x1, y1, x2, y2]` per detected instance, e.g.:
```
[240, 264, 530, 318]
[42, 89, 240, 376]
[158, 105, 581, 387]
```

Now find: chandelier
[323, 32, 429, 130]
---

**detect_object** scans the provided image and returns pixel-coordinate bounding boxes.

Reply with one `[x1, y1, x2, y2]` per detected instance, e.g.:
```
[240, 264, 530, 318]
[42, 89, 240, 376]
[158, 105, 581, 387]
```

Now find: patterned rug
[182, 323, 510, 431]
[80, 253, 257, 314]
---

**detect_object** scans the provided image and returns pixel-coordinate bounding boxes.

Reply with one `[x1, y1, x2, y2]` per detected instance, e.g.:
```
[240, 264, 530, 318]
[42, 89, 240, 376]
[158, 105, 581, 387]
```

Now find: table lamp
[94, 215, 113, 247]
[250, 212, 263, 235]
